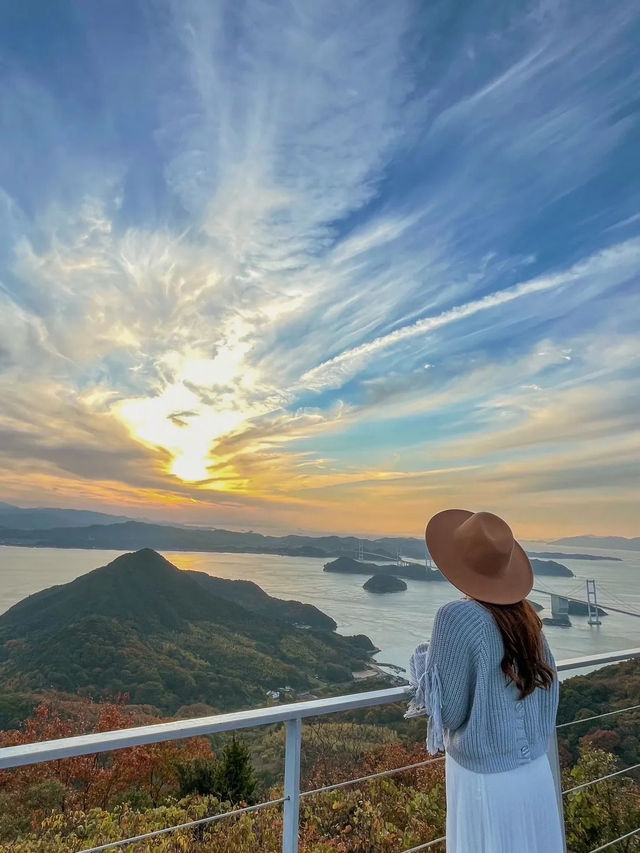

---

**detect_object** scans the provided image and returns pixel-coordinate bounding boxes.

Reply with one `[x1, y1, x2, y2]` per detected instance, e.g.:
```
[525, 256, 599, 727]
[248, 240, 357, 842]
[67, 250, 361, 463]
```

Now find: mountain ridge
[0, 503, 137, 529]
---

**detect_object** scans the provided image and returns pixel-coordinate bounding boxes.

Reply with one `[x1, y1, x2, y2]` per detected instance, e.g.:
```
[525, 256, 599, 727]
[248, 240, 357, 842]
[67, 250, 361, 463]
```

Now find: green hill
[0, 550, 374, 713]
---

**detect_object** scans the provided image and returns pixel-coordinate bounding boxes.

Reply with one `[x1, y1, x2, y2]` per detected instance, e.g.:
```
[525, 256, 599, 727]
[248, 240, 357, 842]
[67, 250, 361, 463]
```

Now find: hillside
[186, 571, 337, 630]
[0, 550, 375, 713]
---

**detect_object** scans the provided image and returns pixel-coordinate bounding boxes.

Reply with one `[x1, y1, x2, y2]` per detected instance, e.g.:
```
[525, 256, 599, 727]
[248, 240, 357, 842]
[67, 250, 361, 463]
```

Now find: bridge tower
[356, 540, 364, 561]
[425, 544, 434, 570]
[586, 579, 602, 626]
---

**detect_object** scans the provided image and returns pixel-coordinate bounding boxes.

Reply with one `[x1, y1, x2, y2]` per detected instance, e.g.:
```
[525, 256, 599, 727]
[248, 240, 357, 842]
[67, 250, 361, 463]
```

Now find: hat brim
[425, 509, 533, 605]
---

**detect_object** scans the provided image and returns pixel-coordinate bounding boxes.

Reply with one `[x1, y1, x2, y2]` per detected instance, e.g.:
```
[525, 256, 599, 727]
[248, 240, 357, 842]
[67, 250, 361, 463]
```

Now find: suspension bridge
[353, 541, 640, 622]
[532, 582, 640, 621]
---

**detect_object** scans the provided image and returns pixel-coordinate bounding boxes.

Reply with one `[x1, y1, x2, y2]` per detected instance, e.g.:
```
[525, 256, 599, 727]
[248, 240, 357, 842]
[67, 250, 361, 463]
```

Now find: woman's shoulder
[437, 598, 490, 620]
[435, 598, 492, 631]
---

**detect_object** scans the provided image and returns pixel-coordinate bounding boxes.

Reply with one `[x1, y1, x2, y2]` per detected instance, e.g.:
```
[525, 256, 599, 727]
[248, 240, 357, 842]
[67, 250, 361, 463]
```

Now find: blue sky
[0, 0, 639, 537]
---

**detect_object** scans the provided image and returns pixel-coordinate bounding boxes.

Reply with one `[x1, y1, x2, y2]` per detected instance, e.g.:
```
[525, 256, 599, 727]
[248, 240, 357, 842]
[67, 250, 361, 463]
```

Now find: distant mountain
[0, 503, 135, 530]
[0, 519, 401, 559]
[552, 535, 640, 552]
[527, 551, 621, 562]
[0, 550, 374, 713]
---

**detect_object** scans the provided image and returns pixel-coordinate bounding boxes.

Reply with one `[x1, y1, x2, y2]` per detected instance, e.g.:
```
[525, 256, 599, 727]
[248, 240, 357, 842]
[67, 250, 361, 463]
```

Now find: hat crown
[453, 511, 514, 577]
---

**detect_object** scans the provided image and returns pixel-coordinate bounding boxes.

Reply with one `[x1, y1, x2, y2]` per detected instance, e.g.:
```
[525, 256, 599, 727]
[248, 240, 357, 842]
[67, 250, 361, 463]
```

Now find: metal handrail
[0, 647, 639, 853]
[401, 836, 446, 851]
[555, 647, 640, 672]
[301, 755, 445, 797]
[563, 761, 640, 796]
[587, 827, 640, 852]
[0, 685, 410, 770]
[557, 703, 640, 729]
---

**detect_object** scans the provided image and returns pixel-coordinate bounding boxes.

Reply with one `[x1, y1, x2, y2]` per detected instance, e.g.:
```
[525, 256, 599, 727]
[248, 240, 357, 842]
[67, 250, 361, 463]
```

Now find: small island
[363, 575, 407, 594]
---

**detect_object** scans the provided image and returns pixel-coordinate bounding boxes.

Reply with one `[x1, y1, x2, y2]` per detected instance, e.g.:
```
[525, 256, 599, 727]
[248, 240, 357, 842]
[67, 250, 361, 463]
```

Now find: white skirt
[445, 752, 564, 853]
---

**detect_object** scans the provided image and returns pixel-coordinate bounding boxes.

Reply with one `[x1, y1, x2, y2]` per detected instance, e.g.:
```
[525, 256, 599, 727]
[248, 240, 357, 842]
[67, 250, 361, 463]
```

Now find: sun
[116, 380, 247, 485]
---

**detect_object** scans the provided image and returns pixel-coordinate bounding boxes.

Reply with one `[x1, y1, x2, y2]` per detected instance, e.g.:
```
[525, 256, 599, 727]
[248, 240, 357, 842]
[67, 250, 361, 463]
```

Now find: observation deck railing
[1, 647, 639, 852]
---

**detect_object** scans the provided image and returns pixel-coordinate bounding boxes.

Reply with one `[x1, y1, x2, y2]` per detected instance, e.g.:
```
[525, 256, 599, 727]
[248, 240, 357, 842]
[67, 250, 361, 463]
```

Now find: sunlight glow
[115, 347, 259, 483]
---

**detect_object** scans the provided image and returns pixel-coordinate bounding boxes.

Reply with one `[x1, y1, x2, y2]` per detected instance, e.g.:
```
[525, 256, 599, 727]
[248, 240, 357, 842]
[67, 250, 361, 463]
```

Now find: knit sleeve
[407, 601, 480, 753]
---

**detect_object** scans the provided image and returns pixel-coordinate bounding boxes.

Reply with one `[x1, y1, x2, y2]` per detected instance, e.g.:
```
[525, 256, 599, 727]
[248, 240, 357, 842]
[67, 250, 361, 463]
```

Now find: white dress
[445, 751, 564, 853]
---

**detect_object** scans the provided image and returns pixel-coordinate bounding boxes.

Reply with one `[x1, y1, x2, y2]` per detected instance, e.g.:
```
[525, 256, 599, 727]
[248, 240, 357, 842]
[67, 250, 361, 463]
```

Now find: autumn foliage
[0, 699, 213, 840]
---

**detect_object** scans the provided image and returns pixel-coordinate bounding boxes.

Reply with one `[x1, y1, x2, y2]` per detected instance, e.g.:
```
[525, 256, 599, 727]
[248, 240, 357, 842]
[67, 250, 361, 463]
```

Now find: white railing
[1, 647, 639, 853]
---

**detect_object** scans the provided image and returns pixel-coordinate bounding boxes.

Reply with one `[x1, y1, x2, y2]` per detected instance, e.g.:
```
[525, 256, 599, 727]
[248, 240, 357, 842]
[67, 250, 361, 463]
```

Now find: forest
[0, 659, 639, 852]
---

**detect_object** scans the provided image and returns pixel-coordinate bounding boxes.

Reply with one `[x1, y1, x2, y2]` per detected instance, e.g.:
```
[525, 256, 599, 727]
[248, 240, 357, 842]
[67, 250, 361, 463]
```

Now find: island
[324, 556, 432, 581]
[528, 551, 621, 562]
[324, 555, 574, 581]
[363, 575, 407, 594]
[530, 558, 574, 577]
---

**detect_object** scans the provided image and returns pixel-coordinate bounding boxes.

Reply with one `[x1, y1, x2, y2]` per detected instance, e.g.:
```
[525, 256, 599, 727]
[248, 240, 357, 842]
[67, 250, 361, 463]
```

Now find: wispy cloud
[0, 0, 639, 536]
[300, 240, 640, 391]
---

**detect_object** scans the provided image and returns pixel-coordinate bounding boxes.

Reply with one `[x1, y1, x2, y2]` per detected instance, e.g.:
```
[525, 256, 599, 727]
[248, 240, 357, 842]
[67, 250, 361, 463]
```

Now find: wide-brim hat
[425, 509, 533, 605]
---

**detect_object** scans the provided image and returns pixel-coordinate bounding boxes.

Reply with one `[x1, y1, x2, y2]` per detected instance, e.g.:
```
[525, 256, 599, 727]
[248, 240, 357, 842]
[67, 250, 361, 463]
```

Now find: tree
[215, 736, 257, 804]
[176, 758, 220, 798]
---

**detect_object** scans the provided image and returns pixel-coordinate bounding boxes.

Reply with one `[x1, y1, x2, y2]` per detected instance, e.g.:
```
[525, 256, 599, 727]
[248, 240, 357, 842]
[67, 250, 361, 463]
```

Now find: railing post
[282, 717, 302, 853]
[548, 731, 568, 853]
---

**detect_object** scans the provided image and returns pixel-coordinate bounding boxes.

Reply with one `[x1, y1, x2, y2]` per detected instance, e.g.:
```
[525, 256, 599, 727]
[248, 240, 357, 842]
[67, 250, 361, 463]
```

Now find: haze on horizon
[0, 1, 639, 540]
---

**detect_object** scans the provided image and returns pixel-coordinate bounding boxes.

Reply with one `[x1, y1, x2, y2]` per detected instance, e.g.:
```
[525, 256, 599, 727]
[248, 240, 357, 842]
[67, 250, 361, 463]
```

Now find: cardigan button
[520, 746, 529, 756]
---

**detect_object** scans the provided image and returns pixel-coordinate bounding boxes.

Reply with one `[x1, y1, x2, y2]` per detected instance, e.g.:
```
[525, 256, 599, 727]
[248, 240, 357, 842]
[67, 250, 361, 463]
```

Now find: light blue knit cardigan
[406, 599, 559, 773]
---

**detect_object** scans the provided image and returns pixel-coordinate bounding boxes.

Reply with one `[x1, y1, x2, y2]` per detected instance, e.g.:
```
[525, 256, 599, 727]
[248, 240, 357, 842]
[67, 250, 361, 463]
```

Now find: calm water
[1, 543, 638, 675]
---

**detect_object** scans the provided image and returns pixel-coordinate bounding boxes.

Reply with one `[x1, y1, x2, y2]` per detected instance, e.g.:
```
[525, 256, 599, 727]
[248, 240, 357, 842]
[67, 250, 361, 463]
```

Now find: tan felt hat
[425, 509, 533, 605]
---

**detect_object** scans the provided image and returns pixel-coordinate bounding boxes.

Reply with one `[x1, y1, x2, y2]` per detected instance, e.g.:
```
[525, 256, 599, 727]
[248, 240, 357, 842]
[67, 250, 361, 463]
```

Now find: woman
[407, 509, 563, 852]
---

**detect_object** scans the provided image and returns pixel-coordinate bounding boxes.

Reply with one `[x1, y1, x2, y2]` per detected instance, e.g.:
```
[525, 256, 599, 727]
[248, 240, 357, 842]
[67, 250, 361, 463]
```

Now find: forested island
[323, 555, 442, 581]
[363, 575, 408, 593]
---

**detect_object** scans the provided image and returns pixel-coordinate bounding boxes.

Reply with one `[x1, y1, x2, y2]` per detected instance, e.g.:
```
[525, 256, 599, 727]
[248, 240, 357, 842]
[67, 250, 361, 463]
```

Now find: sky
[0, 0, 639, 539]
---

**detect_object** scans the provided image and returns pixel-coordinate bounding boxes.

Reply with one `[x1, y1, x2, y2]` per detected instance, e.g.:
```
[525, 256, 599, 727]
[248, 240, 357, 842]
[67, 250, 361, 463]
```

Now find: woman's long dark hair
[477, 600, 555, 699]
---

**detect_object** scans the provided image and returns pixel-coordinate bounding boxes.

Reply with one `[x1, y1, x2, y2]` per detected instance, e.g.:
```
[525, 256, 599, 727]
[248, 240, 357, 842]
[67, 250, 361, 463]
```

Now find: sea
[1, 542, 639, 677]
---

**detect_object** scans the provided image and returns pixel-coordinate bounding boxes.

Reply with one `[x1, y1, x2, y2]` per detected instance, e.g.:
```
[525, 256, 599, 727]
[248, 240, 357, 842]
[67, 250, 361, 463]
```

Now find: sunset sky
[1, 1, 639, 539]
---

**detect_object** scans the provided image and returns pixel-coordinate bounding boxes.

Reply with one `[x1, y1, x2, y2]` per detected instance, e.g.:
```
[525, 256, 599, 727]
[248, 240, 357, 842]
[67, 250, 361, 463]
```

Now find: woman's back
[414, 509, 564, 852]
[410, 598, 559, 772]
